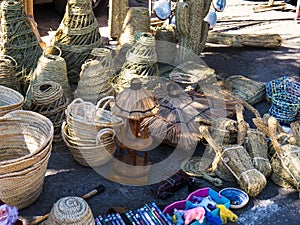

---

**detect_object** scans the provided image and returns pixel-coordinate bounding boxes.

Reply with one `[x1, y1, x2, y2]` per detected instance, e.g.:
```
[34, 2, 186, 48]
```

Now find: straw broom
[290, 121, 300, 146]
[200, 125, 267, 197]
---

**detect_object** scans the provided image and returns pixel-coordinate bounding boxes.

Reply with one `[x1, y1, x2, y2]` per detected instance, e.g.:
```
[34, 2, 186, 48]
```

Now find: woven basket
[0, 110, 53, 209]
[268, 92, 300, 124]
[0, 149, 51, 209]
[62, 122, 116, 167]
[0, 85, 24, 116]
[0, 54, 20, 91]
[47, 196, 95, 225]
[30, 81, 68, 143]
[74, 59, 114, 104]
[26, 46, 72, 107]
[65, 98, 124, 140]
[49, 0, 103, 87]
[113, 32, 159, 93]
[0, 0, 42, 94]
[226, 75, 266, 105]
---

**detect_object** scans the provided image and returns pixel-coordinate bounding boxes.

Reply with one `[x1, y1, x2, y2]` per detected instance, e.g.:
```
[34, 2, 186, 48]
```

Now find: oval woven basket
[0, 149, 51, 209]
[0, 110, 53, 169]
[62, 122, 116, 167]
[65, 98, 124, 140]
[47, 196, 95, 225]
[0, 85, 24, 116]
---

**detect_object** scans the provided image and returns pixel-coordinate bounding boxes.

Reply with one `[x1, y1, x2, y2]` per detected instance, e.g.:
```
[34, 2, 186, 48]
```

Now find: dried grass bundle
[246, 129, 272, 177]
[255, 116, 300, 194]
[200, 126, 267, 197]
[291, 121, 300, 146]
[226, 75, 266, 105]
[49, 0, 103, 86]
[0, 0, 42, 94]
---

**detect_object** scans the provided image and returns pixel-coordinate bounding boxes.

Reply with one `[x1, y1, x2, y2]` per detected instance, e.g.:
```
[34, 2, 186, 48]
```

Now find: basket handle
[0, 54, 17, 68]
[96, 96, 115, 110]
[96, 128, 115, 145]
[67, 98, 85, 113]
[73, 101, 96, 120]
[43, 45, 62, 58]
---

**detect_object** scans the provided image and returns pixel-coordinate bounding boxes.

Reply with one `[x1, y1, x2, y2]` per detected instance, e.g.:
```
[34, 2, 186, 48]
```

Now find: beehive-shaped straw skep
[47, 196, 95, 225]
[112, 32, 159, 93]
[49, 0, 103, 87]
[75, 52, 114, 104]
[25, 46, 72, 107]
[0, 0, 43, 95]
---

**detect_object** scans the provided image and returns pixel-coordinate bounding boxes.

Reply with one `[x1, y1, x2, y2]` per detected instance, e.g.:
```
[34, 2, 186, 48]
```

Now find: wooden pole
[109, 0, 128, 39]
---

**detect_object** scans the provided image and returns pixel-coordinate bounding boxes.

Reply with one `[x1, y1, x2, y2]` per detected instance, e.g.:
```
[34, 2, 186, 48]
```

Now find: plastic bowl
[219, 188, 249, 209]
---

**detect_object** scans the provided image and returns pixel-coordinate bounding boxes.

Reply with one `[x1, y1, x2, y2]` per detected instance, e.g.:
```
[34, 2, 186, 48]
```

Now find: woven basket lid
[47, 196, 95, 225]
[111, 78, 159, 120]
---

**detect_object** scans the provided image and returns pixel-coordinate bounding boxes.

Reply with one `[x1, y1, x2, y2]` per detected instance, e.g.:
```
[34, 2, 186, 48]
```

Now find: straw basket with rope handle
[0, 0, 42, 95]
[200, 125, 267, 197]
[62, 122, 116, 167]
[0, 85, 24, 117]
[30, 81, 68, 145]
[49, 0, 103, 87]
[0, 110, 53, 209]
[0, 54, 20, 91]
[253, 116, 300, 196]
[65, 97, 124, 141]
[47, 196, 95, 225]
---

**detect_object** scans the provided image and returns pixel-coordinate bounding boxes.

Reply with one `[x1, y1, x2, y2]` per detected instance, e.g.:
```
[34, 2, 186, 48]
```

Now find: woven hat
[47, 196, 95, 225]
[111, 78, 159, 120]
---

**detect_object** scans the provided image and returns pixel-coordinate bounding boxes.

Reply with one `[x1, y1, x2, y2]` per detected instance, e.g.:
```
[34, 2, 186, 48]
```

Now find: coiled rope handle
[68, 98, 96, 120]
[43, 45, 62, 60]
[0, 54, 18, 69]
[96, 128, 116, 145]
[96, 96, 115, 110]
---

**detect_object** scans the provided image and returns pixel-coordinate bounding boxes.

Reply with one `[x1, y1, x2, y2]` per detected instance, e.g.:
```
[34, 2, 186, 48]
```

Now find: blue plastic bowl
[219, 188, 249, 209]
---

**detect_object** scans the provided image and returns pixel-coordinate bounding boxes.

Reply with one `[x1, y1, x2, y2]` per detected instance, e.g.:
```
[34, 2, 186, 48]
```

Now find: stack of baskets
[62, 97, 124, 167]
[0, 110, 53, 209]
[266, 76, 300, 124]
[0, 85, 24, 117]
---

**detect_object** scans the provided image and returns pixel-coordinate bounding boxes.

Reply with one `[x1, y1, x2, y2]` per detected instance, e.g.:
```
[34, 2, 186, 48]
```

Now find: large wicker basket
[0, 110, 53, 209]
[0, 85, 24, 116]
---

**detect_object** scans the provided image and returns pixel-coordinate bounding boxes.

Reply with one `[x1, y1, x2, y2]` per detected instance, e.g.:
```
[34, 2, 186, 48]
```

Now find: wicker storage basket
[0, 54, 20, 91]
[49, 0, 103, 87]
[62, 122, 116, 167]
[0, 110, 53, 209]
[0, 0, 42, 94]
[74, 59, 114, 104]
[30, 81, 68, 144]
[0, 85, 24, 116]
[65, 98, 124, 140]
[47, 196, 95, 225]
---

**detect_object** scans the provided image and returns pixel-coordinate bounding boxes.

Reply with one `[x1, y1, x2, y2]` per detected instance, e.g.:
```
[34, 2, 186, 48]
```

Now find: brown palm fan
[49, 0, 103, 88]
[111, 78, 159, 180]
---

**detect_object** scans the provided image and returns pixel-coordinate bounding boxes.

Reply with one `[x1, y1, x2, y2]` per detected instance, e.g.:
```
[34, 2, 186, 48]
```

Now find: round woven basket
[47, 196, 95, 225]
[0, 54, 20, 91]
[0, 85, 24, 116]
[0, 149, 51, 209]
[62, 122, 116, 167]
[65, 98, 124, 140]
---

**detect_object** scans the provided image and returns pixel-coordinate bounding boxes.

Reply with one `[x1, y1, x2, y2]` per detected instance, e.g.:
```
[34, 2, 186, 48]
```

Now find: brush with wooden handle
[28, 184, 105, 225]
